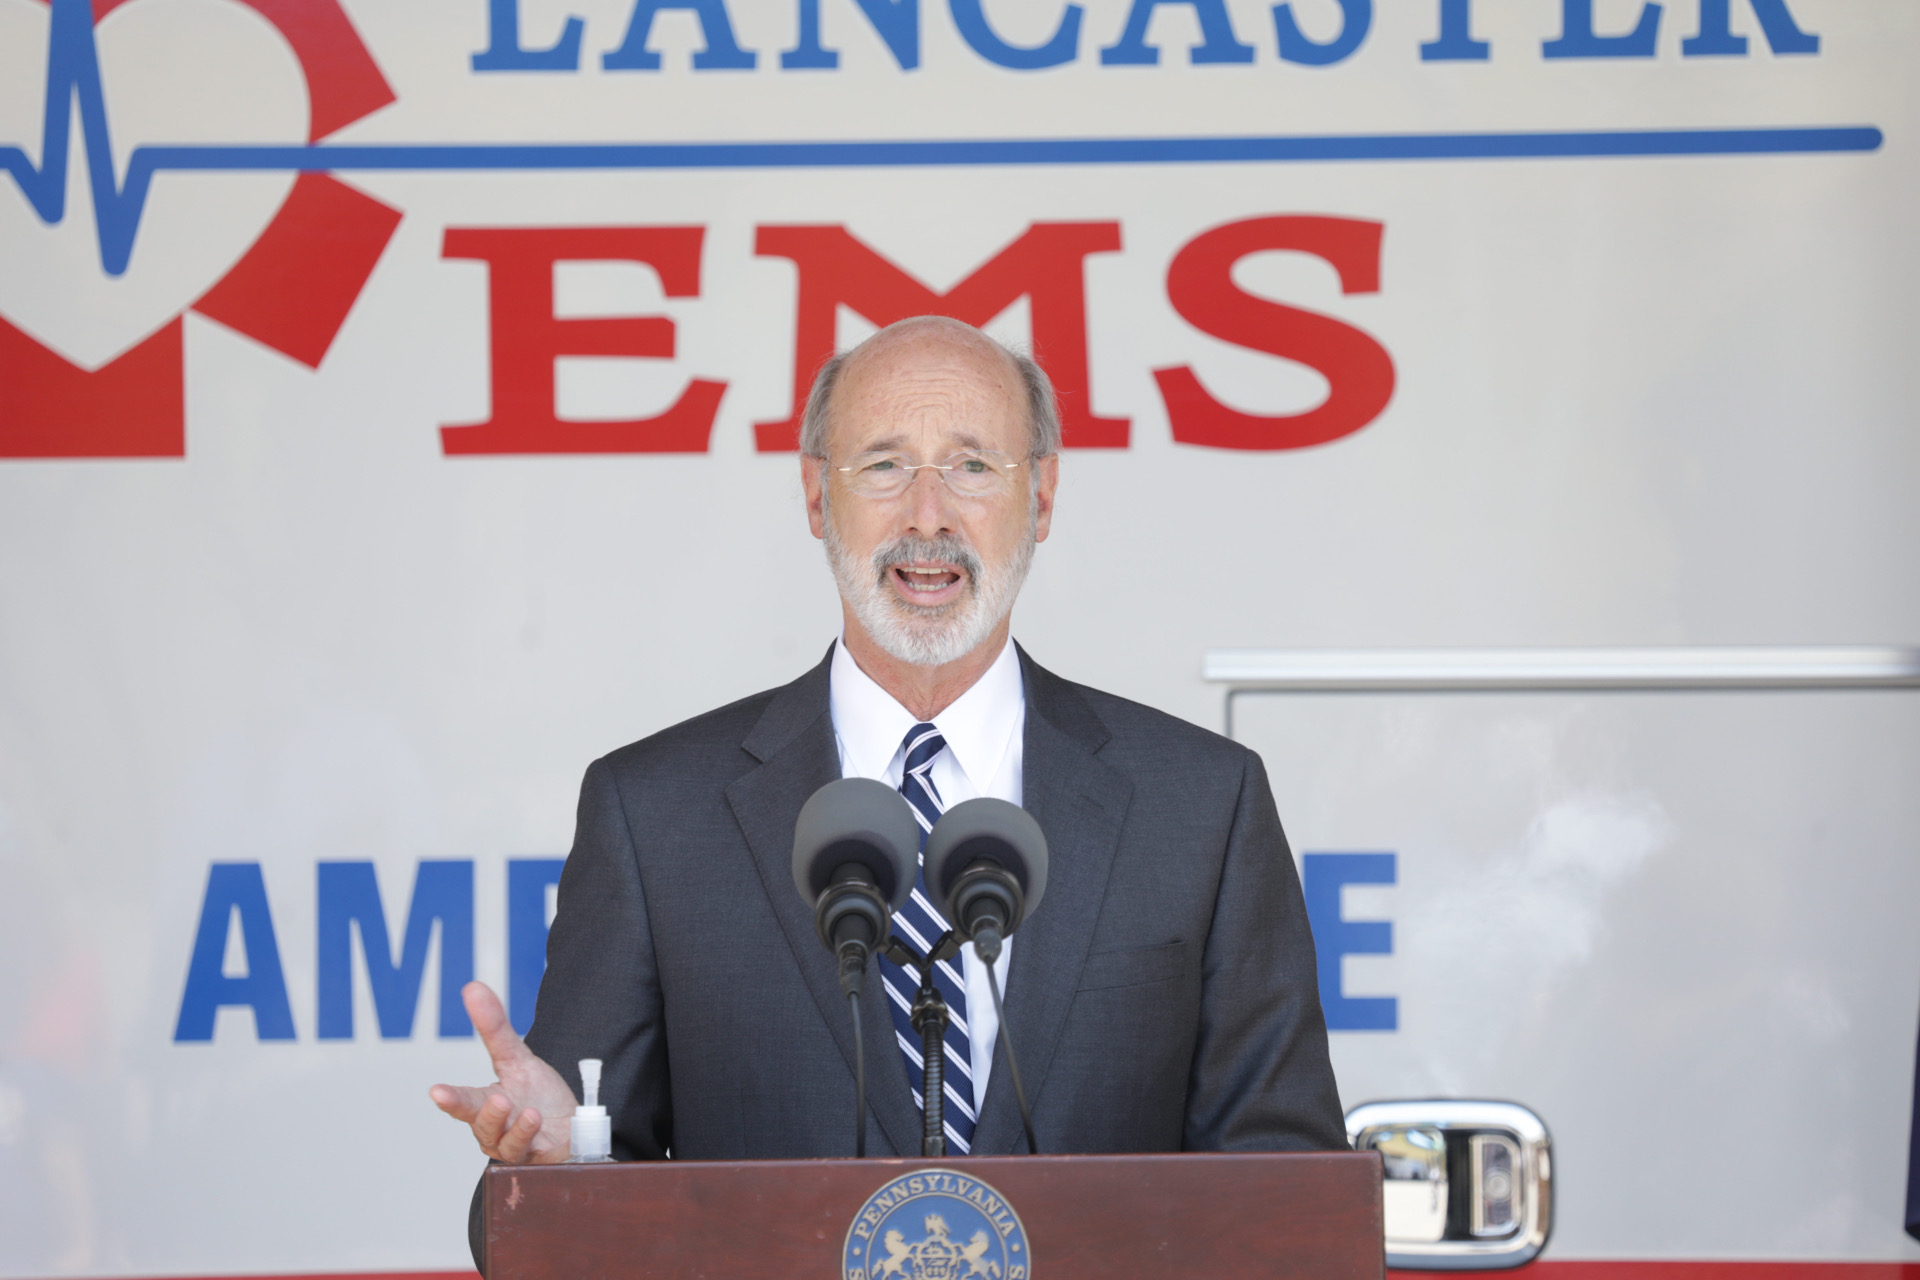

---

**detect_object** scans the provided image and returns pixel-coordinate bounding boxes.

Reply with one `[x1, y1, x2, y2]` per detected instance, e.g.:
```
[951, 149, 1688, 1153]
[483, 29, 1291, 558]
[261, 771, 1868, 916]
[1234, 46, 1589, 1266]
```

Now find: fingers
[428, 1083, 490, 1123]
[463, 981, 528, 1074]
[470, 1090, 516, 1155]
[431, 1083, 564, 1164]
[494, 1105, 545, 1163]
[428, 1082, 519, 1151]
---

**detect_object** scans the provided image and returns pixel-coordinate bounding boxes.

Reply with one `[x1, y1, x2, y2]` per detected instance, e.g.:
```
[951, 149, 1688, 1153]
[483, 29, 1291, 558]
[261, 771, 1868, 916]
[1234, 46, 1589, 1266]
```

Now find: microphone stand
[882, 930, 962, 1157]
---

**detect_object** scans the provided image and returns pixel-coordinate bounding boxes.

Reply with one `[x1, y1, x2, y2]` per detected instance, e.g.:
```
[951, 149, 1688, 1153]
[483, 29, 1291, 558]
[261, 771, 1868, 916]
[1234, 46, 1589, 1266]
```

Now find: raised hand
[429, 981, 579, 1163]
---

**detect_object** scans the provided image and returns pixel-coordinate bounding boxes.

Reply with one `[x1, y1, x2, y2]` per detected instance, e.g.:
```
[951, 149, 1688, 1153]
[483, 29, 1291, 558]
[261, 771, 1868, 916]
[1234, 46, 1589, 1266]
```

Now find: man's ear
[802, 454, 828, 540]
[1032, 453, 1060, 543]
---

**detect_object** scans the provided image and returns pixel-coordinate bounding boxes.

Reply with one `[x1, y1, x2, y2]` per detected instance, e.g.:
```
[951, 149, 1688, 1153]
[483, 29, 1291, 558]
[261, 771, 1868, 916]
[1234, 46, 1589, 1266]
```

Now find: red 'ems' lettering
[439, 227, 728, 455]
[1154, 216, 1395, 451]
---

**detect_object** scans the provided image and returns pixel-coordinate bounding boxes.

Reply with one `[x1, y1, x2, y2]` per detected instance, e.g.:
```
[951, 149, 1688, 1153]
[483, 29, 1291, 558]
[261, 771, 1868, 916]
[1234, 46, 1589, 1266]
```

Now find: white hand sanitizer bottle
[568, 1058, 613, 1163]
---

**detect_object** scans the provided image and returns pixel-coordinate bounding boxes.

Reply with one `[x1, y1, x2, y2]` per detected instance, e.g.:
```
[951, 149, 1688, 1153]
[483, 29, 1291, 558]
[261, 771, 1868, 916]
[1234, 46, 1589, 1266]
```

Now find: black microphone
[923, 797, 1048, 1154]
[790, 777, 920, 998]
[923, 797, 1049, 966]
[791, 778, 918, 1159]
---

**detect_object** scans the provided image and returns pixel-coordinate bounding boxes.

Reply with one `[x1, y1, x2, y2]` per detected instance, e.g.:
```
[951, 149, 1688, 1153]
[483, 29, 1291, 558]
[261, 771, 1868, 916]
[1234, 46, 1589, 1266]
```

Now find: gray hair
[798, 333, 1063, 461]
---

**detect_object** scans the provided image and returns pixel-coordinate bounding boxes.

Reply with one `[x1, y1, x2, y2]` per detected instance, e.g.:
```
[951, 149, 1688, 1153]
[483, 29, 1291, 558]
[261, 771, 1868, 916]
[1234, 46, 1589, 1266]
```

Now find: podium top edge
[483, 1150, 1375, 1175]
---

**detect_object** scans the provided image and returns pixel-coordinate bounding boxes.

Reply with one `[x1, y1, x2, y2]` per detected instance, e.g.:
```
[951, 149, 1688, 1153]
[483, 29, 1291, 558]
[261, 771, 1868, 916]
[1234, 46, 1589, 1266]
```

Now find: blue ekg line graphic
[1, 0, 1885, 278]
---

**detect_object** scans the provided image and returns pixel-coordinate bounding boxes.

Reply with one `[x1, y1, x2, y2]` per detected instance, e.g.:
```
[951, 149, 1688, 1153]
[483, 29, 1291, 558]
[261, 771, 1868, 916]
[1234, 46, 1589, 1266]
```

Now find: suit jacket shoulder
[1019, 646, 1269, 849]
[1023, 649, 1250, 767]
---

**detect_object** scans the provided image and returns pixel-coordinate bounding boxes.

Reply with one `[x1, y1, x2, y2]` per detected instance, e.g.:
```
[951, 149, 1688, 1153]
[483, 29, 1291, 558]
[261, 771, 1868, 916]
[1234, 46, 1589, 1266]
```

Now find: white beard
[825, 516, 1035, 669]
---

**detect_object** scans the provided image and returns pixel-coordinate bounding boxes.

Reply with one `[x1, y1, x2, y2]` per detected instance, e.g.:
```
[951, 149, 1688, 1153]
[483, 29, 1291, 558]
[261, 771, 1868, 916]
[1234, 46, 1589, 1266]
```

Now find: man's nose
[902, 465, 957, 535]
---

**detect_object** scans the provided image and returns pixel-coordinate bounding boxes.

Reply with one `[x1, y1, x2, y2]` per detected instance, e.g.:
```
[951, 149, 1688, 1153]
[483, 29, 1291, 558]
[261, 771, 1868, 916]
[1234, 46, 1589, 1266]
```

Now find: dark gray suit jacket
[472, 646, 1344, 1262]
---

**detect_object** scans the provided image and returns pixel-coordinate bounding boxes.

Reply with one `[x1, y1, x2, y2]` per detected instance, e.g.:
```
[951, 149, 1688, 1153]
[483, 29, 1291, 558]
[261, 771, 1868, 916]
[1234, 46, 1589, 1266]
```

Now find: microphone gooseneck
[985, 960, 1038, 1155]
[847, 989, 867, 1158]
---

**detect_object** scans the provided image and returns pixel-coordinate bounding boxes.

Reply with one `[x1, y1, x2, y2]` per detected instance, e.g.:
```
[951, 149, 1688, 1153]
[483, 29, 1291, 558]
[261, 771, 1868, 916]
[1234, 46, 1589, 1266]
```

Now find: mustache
[871, 534, 981, 588]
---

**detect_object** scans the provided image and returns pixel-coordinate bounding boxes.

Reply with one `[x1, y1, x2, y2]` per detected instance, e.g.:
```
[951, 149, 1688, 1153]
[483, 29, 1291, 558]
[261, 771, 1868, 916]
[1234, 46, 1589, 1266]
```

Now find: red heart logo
[0, 0, 399, 457]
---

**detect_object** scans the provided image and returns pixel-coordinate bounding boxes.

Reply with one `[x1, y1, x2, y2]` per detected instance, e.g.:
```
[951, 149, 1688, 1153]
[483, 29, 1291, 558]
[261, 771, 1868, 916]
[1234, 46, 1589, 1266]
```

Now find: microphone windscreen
[923, 797, 1048, 925]
[791, 777, 920, 912]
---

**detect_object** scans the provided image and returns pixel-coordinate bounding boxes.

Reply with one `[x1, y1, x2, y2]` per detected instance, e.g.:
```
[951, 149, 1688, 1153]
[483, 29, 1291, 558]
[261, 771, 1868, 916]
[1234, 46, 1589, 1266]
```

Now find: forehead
[829, 336, 1027, 456]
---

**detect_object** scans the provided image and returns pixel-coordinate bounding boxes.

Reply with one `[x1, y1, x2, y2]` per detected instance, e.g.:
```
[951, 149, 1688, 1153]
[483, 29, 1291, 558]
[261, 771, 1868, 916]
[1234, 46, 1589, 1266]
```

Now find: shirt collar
[829, 634, 1025, 789]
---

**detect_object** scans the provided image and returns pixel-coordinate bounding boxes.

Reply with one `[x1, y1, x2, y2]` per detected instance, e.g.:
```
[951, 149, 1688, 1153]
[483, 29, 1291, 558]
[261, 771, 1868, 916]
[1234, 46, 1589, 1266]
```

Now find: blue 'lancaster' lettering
[472, 0, 1819, 73]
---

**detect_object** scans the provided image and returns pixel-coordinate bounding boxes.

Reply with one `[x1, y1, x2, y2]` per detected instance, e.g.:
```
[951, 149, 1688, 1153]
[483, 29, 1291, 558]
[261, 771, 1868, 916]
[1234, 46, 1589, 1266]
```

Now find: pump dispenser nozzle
[568, 1058, 613, 1163]
[580, 1058, 601, 1108]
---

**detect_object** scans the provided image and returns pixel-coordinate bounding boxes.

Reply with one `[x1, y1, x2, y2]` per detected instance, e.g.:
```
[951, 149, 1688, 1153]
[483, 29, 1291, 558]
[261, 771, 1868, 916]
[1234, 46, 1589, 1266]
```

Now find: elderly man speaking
[431, 317, 1346, 1192]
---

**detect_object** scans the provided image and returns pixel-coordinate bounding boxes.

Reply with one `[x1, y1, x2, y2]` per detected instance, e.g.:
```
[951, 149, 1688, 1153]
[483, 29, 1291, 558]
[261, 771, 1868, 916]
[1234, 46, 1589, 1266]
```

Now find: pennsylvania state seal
[843, 1169, 1031, 1280]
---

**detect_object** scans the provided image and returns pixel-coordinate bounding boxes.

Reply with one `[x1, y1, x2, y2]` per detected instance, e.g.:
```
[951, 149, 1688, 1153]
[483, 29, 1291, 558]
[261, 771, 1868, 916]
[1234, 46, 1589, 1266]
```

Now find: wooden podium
[483, 1151, 1383, 1279]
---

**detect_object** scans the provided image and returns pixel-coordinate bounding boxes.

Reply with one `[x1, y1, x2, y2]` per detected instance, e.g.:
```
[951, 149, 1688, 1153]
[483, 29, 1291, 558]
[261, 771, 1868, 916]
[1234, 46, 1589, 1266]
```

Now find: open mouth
[891, 563, 965, 597]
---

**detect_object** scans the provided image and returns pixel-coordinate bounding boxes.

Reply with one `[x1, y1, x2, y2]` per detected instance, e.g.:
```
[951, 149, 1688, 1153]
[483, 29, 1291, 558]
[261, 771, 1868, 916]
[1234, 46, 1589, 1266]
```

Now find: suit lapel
[724, 647, 922, 1158]
[972, 649, 1134, 1155]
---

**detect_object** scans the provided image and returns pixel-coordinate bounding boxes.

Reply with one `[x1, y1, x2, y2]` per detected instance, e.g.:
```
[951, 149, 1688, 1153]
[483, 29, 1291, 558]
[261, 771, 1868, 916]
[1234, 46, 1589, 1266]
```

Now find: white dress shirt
[828, 634, 1023, 1107]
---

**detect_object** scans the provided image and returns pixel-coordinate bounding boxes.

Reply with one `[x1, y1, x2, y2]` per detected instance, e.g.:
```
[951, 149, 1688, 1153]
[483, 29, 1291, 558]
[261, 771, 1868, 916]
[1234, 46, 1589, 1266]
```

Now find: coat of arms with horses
[843, 1171, 1030, 1280]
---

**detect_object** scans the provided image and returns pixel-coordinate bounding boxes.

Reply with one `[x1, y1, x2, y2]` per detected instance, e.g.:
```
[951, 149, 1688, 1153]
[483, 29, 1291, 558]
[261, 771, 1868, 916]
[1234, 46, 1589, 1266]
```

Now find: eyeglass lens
[839, 452, 1019, 498]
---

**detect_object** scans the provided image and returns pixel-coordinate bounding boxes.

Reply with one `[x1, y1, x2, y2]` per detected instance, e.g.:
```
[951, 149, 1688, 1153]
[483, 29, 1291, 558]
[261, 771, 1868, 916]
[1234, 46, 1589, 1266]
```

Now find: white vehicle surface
[2, 1, 1915, 1276]
[1228, 649, 1920, 1271]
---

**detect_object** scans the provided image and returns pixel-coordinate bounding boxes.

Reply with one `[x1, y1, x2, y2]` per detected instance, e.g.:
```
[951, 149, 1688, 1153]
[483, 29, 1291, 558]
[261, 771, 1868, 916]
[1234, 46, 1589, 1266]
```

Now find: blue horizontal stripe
[1, 126, 1882, 278]
[120, 126, 1886, 175]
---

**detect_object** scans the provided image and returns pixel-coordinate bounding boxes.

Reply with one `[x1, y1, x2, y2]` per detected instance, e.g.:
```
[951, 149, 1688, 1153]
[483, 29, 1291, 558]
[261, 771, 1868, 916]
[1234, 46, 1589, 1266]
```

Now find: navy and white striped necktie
[877, 722, 976, 1153]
